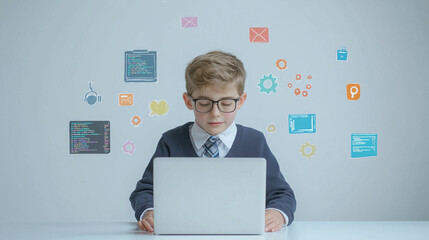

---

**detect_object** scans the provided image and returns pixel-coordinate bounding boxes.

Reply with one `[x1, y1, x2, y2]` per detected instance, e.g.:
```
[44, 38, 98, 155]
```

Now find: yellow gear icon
[267, 124, 276, 133]
[300, 142, 316, 159]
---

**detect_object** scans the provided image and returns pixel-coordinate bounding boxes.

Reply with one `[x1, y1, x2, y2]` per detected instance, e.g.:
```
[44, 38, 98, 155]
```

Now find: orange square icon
[347, 84, 360, 100]
[119, 93, 133, 106]
[249, 27, 269, 43]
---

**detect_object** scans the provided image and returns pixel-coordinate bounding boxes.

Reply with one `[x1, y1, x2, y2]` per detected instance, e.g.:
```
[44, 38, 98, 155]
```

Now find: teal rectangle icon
[288, 114, 316, 134]
[351, 133, 377, 158]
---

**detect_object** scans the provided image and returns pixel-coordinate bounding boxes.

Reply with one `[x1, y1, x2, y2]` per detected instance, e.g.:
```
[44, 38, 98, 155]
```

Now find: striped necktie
[203, 136, 220, 158]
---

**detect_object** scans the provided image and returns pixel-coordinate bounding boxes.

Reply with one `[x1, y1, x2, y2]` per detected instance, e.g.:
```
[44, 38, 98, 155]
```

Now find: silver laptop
[153, 157, 266, 235]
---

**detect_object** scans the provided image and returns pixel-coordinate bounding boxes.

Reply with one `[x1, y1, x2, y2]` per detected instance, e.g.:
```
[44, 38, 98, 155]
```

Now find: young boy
[129, 51, 296, 232]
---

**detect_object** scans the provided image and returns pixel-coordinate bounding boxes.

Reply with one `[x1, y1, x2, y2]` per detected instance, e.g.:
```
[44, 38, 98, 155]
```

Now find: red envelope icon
[249, 27, 269, 43]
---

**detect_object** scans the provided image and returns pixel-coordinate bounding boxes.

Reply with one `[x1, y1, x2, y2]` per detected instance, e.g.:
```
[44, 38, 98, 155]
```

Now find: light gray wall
[1, 0, 428, 222]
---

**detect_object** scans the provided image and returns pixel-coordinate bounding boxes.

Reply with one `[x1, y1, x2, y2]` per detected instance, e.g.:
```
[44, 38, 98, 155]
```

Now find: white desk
[1, 221, 428, 240]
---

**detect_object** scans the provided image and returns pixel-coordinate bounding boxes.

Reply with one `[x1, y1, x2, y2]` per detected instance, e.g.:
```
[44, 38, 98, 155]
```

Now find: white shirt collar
[191, 122, 237, 150]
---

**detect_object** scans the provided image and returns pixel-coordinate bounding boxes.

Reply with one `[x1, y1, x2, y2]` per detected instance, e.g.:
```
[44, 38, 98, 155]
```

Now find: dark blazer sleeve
[261, 135, 297, 225]
[129, 137, 170, 221]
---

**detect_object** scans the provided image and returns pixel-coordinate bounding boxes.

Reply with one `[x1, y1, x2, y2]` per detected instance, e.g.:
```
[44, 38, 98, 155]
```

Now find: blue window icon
[289, 114, 316, 134]
[351, 133, 377, 158]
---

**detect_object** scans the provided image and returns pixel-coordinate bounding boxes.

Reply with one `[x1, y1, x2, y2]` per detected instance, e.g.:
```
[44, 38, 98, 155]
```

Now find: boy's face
[183, 84, 247, 136]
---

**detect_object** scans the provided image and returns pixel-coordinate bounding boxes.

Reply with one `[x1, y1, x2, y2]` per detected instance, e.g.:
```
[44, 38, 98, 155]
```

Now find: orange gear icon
[276, 59, 287, 70]
[131, 115, 142, 126]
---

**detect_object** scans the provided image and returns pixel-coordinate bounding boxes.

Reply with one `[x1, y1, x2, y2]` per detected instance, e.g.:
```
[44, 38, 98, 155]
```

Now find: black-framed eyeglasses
[188, 94, 240, 113]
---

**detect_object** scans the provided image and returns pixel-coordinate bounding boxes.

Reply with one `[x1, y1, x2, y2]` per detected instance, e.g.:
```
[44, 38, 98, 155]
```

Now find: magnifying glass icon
[350, 86, 359, 98]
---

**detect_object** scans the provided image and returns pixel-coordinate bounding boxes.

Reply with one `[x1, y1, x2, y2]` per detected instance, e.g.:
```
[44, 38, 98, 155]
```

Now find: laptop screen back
[153, 157, 266, 235]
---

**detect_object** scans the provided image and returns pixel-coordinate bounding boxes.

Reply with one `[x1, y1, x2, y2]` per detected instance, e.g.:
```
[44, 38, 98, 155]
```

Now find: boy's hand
[138, 210, 154, 232]
[265, 209, 285, 232]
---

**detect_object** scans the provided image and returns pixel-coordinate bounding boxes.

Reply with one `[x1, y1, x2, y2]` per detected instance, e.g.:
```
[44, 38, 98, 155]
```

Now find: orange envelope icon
[249, 27, 269, 43]
[119, 93, 133, 106]
[347, 84, 360, 100]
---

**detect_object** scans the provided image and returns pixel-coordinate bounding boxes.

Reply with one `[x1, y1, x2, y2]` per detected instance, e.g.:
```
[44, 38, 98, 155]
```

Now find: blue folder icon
[288, 114, 316, 134]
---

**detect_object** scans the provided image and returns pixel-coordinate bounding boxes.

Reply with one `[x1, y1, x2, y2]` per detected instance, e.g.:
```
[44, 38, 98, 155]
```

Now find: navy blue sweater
[129, 122, 296, 225]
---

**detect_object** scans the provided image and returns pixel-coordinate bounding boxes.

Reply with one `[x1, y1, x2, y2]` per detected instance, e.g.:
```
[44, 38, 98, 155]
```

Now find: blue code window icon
[288, 114, 316, 134]
[124, 50, 157, 82]
[351, 133, 377, 158]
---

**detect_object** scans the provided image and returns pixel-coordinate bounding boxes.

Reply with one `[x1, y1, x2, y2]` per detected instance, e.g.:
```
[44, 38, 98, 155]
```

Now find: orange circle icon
[276, 59, 287, 70]
[306, 84, 312, 89]
[288, 83, 293, 88]
[131, 115, 142, 126]
[296, 74, 301, 80]
[294, 88, 301, 96]
[302, 91, 308, 97]
[307, 75, 312, 79]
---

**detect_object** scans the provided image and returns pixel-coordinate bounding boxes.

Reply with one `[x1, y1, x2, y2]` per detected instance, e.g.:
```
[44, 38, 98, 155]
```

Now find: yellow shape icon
[149, 100, 169, 116]
[300, 142, 316, 159]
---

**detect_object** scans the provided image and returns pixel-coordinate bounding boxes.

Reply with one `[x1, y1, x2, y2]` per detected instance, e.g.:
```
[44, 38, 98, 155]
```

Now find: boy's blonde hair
[185, 51, 246, 95]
